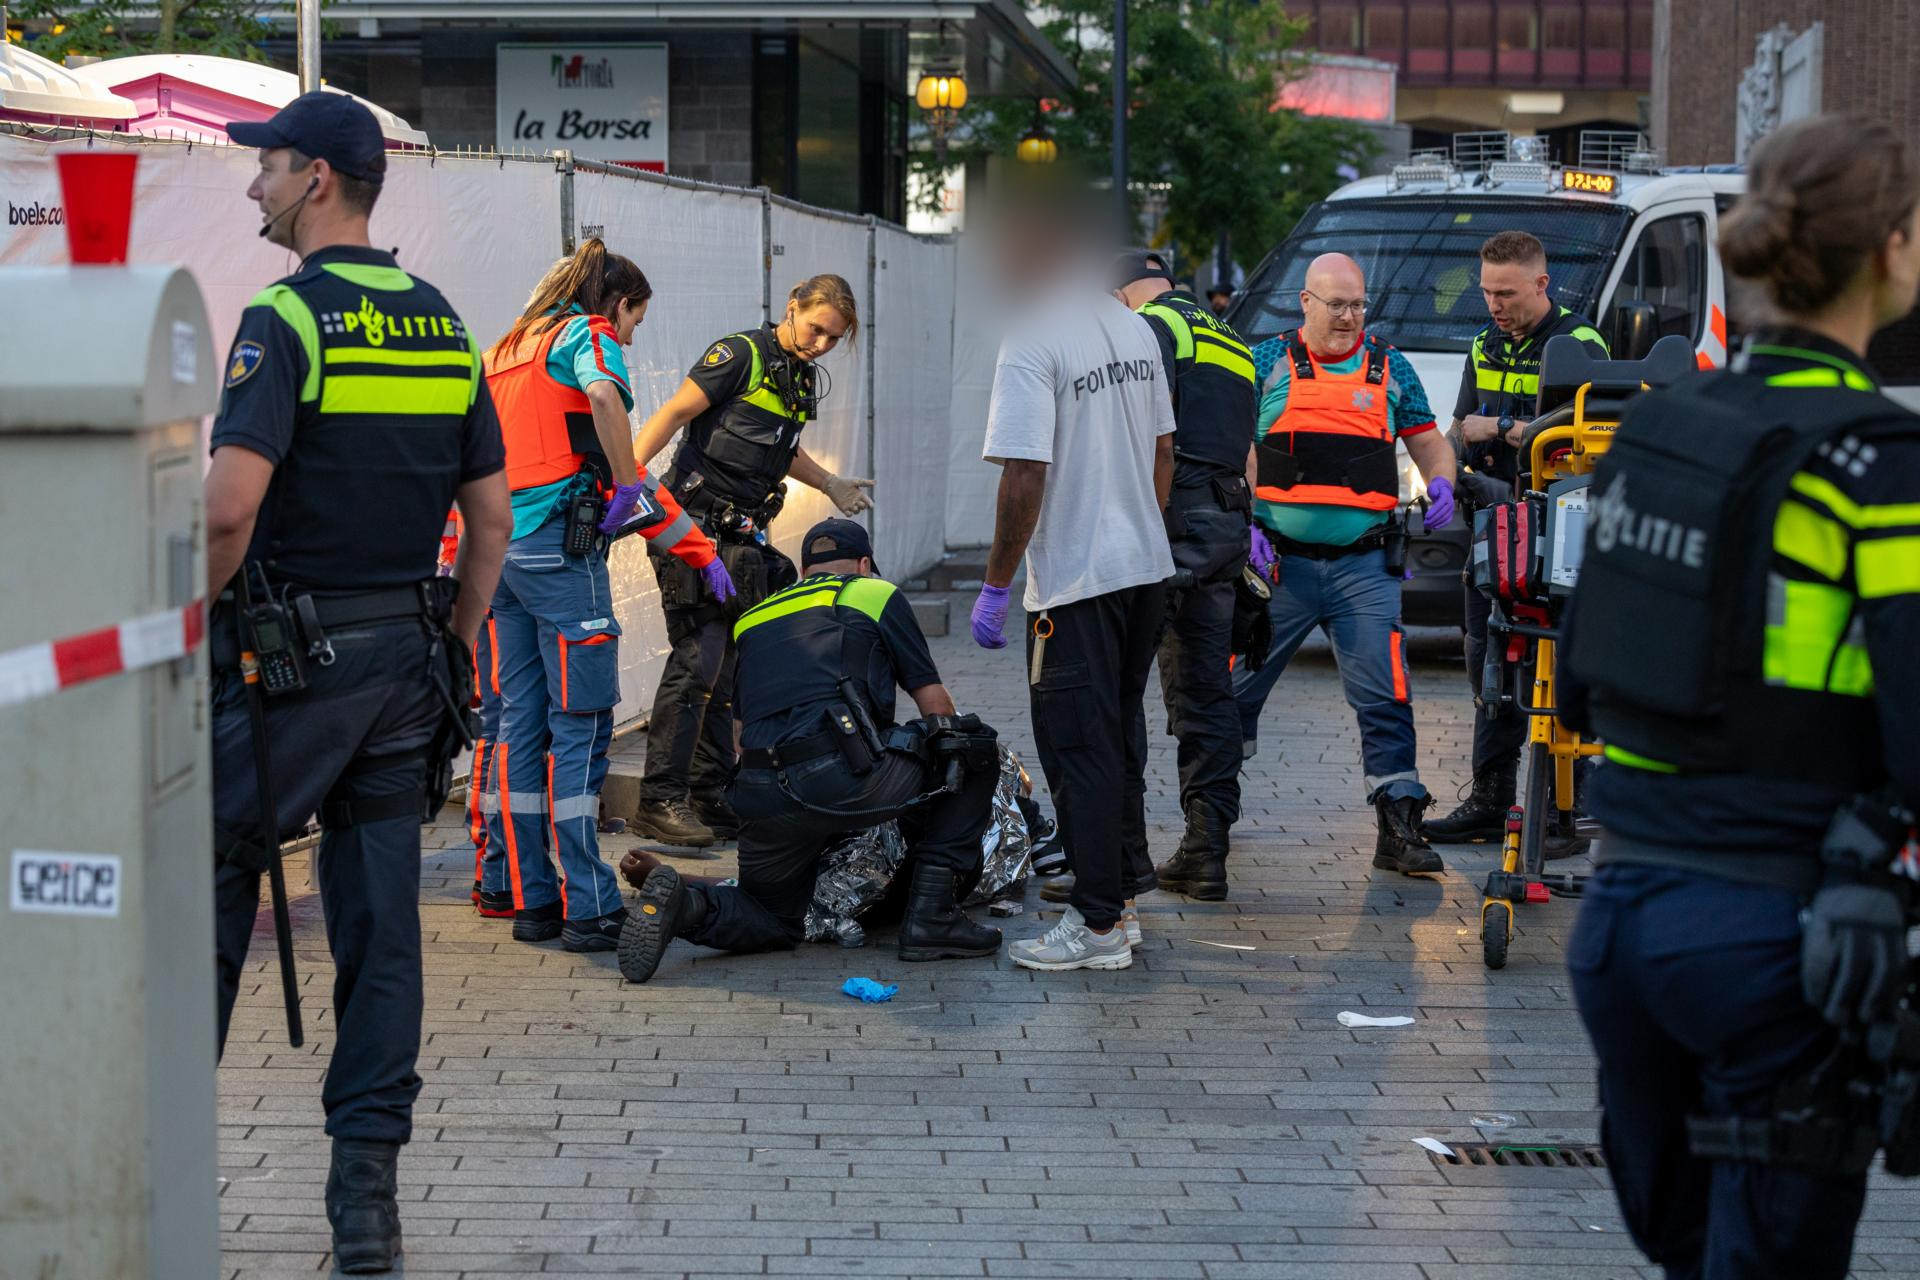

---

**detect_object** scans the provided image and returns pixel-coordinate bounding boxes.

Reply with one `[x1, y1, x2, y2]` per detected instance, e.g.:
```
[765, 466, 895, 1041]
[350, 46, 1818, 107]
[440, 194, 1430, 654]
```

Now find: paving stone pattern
[219, 588, 1920, 1278]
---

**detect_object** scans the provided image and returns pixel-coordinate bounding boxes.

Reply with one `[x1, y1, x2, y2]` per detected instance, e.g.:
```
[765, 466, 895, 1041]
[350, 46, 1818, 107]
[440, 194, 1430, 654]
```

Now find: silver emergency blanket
[803, 744, 1035, 946]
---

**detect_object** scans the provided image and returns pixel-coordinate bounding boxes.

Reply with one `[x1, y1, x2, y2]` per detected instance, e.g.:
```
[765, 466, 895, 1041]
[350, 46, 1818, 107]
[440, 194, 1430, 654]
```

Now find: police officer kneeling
[617, 519, 1001, 980]
[1561, 116, 1920, 1279]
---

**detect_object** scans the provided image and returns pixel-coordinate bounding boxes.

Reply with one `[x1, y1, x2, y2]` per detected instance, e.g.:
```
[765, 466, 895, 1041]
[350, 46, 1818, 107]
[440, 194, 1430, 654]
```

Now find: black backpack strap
[1287, 330, 1314, 381]
[1362, 334, 1388, 386]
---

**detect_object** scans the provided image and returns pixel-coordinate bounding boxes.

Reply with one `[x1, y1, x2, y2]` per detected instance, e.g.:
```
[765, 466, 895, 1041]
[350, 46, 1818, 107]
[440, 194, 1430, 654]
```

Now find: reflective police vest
[667, 324, 813, 511]
[1253, 330, 1397, 511]
[249, 250, 482, 591]
[1136, 290, 1256, 472]
[731, 572, 899, 745]
[1562, 368, 1912, 791]
[1468, 305, 1609, 415]
[484, 314, 615, 492]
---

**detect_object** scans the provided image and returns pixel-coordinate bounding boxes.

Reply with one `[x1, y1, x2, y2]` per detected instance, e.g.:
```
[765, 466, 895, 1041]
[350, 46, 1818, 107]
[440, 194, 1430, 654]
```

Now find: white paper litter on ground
[1412, 1137, 1455, 1157]
[1188, 939, 1257, 951]
[1338, 1011, 1415, 1028]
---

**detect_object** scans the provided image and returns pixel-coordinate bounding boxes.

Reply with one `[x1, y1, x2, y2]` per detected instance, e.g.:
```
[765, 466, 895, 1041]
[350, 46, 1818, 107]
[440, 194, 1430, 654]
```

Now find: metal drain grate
[1434, 1142, 1607, 1170]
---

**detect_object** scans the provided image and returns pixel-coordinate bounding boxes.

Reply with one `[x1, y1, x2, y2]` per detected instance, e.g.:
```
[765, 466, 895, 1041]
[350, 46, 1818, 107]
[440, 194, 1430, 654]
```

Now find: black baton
[235, 573, 304, 1049]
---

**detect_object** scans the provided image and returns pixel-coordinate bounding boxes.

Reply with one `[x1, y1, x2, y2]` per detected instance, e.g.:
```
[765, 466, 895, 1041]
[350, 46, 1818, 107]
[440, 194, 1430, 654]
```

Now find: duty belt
[1595, 833, 1823, 896]
[1263, 523, 1391, 561]
[738, 731, 841, 772]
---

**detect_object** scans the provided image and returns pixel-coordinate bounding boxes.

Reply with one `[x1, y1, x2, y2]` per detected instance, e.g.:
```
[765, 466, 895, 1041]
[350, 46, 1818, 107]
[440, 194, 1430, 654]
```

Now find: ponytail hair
[492, 238, 653, 358]
[787, 273, 860, 348]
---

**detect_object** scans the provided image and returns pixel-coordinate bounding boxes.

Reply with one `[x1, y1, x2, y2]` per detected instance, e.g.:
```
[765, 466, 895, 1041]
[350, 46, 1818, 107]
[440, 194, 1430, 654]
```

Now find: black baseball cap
[1108, 248, 1175, 292]
[228, 91, 387, 184]
[801, 518, 878, 574]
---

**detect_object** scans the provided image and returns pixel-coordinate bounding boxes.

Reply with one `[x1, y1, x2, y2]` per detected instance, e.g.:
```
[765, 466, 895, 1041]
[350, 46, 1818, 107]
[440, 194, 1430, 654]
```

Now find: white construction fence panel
[869, 224, 955, 578]
[571, 165, 766, 715]
[945, 232, 1002, 548]
[766, 200, 872, 565]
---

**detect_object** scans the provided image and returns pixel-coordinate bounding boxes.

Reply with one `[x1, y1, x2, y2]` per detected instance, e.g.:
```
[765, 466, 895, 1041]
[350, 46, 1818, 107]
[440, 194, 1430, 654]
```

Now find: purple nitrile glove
[700, 558, 737, 603]
[971, 584, 1010, 650]
[597, 482, 644, 535]
[1248, 525, 1278, 581]
[1423, 476, 1455, 531]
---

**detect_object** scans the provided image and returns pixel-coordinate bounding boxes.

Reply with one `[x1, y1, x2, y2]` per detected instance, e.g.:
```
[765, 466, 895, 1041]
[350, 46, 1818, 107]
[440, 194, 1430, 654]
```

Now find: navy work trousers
[1463, 581, 1529, 780]
[1156, 572, 1243, 826]
[1568, 864, 1867, 1280]
[212, 615, 442, 1144]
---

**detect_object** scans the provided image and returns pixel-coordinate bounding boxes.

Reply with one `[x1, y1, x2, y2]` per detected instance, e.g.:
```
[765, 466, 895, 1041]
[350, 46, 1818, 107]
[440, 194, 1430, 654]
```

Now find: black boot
[1154, 800, 1230, 901]
[632, 798, 717, 847]
[689, 789, 741, 841]
[1421, 762, 1516, 844]
[1374, 794, 1444, 875]
[898, 864, 1001, 961]
[326, 1138, 402, 1274]
[617, 865, 710, 983]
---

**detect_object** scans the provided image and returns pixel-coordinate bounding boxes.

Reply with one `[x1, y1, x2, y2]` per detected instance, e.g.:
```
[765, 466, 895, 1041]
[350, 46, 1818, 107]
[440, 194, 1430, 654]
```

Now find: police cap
[228, 91, 387, 184]
[801, 518, 878, 574]
[1108, 249, 1175, 292]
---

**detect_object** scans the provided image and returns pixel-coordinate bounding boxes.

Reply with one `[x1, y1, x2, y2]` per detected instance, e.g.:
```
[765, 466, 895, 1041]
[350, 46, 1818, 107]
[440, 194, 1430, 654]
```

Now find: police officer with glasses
[616, 518, 1001, 981]
[1561, 115, 1920, 1280]
[205, 92, 513, 1273]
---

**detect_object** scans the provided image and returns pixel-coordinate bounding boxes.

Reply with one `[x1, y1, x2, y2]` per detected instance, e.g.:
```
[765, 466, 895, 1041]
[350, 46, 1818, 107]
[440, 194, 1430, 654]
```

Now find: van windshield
[1230, 197, 1635, 354]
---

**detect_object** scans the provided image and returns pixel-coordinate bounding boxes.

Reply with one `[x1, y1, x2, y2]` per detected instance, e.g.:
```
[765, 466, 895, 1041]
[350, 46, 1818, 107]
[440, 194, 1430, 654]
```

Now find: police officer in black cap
[206, 91, 512, 1273]
[615, 518, 1002, 981]
[1109, 249, 1259, 900]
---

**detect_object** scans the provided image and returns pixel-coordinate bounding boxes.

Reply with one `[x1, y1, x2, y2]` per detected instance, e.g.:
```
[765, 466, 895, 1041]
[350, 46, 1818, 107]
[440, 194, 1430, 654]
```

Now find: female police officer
[1560, 116, 1920, 1278]
[482, 239, 733, 952]
[627, 274, 877, 847]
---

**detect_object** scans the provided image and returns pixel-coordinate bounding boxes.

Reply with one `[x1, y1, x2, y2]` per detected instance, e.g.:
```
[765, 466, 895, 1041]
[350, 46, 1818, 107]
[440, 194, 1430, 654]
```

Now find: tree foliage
[916, 0, 1378, 273]
[12, 0, 278, 62]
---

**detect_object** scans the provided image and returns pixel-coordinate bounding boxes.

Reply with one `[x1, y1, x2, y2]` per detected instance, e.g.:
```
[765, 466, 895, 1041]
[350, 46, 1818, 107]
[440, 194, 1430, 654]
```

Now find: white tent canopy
[0, 42, 136, 123]
[71, 54, 428, 146]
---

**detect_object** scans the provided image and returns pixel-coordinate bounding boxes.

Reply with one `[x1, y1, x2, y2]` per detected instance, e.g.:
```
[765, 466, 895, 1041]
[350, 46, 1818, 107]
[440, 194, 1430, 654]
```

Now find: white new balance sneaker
[1008, 906, 1133, 971]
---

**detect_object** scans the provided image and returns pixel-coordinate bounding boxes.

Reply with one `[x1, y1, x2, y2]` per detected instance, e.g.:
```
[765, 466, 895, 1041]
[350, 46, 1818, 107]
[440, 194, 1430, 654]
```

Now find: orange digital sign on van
[1562, 169, 1618, 195]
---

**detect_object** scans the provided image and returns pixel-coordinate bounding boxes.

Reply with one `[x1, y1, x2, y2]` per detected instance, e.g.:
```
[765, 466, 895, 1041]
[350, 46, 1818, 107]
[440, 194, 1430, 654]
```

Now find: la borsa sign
[497, 43, 669, 171]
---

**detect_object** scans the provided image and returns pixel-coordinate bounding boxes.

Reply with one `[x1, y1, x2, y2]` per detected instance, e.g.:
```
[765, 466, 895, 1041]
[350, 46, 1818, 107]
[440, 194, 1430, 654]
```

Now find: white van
[1229, 131, 1748, 624]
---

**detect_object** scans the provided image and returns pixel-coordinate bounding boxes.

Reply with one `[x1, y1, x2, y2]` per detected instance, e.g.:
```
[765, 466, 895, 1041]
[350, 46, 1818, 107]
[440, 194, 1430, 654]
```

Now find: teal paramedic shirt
[1247, 333, 1438, 547]
[509, 304, 637, 540]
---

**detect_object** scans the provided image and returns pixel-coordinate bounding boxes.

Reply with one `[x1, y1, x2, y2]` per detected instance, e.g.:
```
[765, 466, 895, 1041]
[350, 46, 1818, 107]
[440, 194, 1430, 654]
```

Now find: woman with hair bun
[626, 273, 873, 847]
[1562, 115, 1920, 1279]
[477, 238, 733, 952]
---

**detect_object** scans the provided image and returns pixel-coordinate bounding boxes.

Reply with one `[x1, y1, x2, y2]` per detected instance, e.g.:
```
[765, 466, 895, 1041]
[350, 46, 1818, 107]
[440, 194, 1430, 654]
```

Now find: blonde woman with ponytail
[626, 274, 870, 847]
[474, 238, 733, 952]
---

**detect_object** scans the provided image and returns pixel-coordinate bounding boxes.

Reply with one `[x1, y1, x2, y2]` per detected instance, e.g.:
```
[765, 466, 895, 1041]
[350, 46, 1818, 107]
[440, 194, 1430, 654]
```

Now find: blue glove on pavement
[1423, 476, 1455, 532]
[1248, 525, 1278, 581]
[597, 482, 644, 535]
[700, 558, 737, 603]
[971, 584, 1010, 650]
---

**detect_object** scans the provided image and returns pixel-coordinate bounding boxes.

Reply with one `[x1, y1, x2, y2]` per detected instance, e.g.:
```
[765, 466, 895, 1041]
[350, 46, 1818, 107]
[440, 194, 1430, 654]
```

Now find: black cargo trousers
[211, 610, 445, 1144]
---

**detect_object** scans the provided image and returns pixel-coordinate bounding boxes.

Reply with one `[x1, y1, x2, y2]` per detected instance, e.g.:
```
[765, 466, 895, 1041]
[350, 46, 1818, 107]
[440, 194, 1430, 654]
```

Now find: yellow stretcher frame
[1479, 384, 1618, 971]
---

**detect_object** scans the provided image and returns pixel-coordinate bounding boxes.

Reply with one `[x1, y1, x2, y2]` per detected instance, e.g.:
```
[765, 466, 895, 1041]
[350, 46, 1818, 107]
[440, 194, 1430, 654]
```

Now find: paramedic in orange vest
[1236, 252, 1457, 876]
[480, 239, 734, 952]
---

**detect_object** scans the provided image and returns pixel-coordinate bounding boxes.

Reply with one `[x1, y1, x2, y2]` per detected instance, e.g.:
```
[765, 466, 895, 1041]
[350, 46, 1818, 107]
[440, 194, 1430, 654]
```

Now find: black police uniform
[1440, 305, 1608, 828]
[641, 325, 812, 817]
[1134, 290, 1256, 885]
[1559, 331, 1920, 1279]
[209, 245, 503, 1144]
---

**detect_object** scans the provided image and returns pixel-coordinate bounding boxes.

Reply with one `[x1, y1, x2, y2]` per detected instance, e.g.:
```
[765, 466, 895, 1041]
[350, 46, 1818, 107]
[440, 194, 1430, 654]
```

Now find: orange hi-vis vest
[1253, 330, 1399, 512]
[485, 314, 615, 493]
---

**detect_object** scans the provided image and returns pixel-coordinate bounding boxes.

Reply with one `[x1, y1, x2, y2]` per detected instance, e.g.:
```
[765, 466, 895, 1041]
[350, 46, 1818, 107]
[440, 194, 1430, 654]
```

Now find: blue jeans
[485, 516, 624, 920]
[1231, 546, 1426, 803]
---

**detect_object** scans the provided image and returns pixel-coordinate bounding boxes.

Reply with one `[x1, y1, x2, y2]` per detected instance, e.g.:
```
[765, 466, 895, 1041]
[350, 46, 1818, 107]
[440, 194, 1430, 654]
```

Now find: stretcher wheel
[1482, 902, 1512, 970]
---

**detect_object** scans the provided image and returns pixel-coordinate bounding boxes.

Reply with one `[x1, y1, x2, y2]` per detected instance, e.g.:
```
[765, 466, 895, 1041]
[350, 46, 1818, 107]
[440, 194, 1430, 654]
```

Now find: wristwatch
[1497, 412, 1516, 446]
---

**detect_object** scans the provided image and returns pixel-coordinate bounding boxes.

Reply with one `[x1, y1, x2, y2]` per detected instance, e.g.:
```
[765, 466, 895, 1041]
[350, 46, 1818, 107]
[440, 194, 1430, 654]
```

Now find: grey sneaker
[1008, 907, 1132, 972]
[1120, 901, 1142, 947]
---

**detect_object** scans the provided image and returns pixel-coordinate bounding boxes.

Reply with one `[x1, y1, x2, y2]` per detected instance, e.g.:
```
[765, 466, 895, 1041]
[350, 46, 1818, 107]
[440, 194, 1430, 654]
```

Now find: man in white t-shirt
[970, 219, 1176, 973]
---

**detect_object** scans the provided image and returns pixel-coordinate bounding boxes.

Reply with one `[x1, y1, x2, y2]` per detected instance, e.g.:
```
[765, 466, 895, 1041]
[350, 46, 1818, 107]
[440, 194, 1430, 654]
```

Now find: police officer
[205, 93, 512, 1273]
[615, 519, 1001, 980]
[1110, 250, 1258, 900]
[628, 276, 875, 848]
[1561, 116, 1920, 1279]
[479, 240, 730, 951]
[1239, 253, 1457, 876]
[1427, 230, 1609, 847]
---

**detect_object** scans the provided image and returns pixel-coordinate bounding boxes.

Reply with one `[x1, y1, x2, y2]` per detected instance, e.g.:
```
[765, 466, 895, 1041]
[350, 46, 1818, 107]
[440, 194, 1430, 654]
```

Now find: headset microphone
[258, 177, 320, 239]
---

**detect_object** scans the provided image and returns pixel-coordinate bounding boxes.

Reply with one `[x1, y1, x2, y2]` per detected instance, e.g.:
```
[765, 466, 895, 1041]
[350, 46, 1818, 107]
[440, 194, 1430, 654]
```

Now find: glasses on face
[1303, 289, 1367, 318]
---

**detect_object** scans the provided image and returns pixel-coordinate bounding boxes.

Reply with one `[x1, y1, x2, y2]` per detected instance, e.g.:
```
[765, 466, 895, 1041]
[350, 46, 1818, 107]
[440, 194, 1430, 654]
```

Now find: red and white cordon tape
[0, 600, 206, 709]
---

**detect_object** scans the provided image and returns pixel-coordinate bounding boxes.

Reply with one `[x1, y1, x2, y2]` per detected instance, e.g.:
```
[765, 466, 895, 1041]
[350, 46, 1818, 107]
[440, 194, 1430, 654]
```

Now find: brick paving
[218, 582, 1920, 1279]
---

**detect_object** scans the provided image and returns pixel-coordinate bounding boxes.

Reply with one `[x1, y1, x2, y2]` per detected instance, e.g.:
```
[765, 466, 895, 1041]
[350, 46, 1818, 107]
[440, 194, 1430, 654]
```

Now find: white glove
[822, 473, 876, 515]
